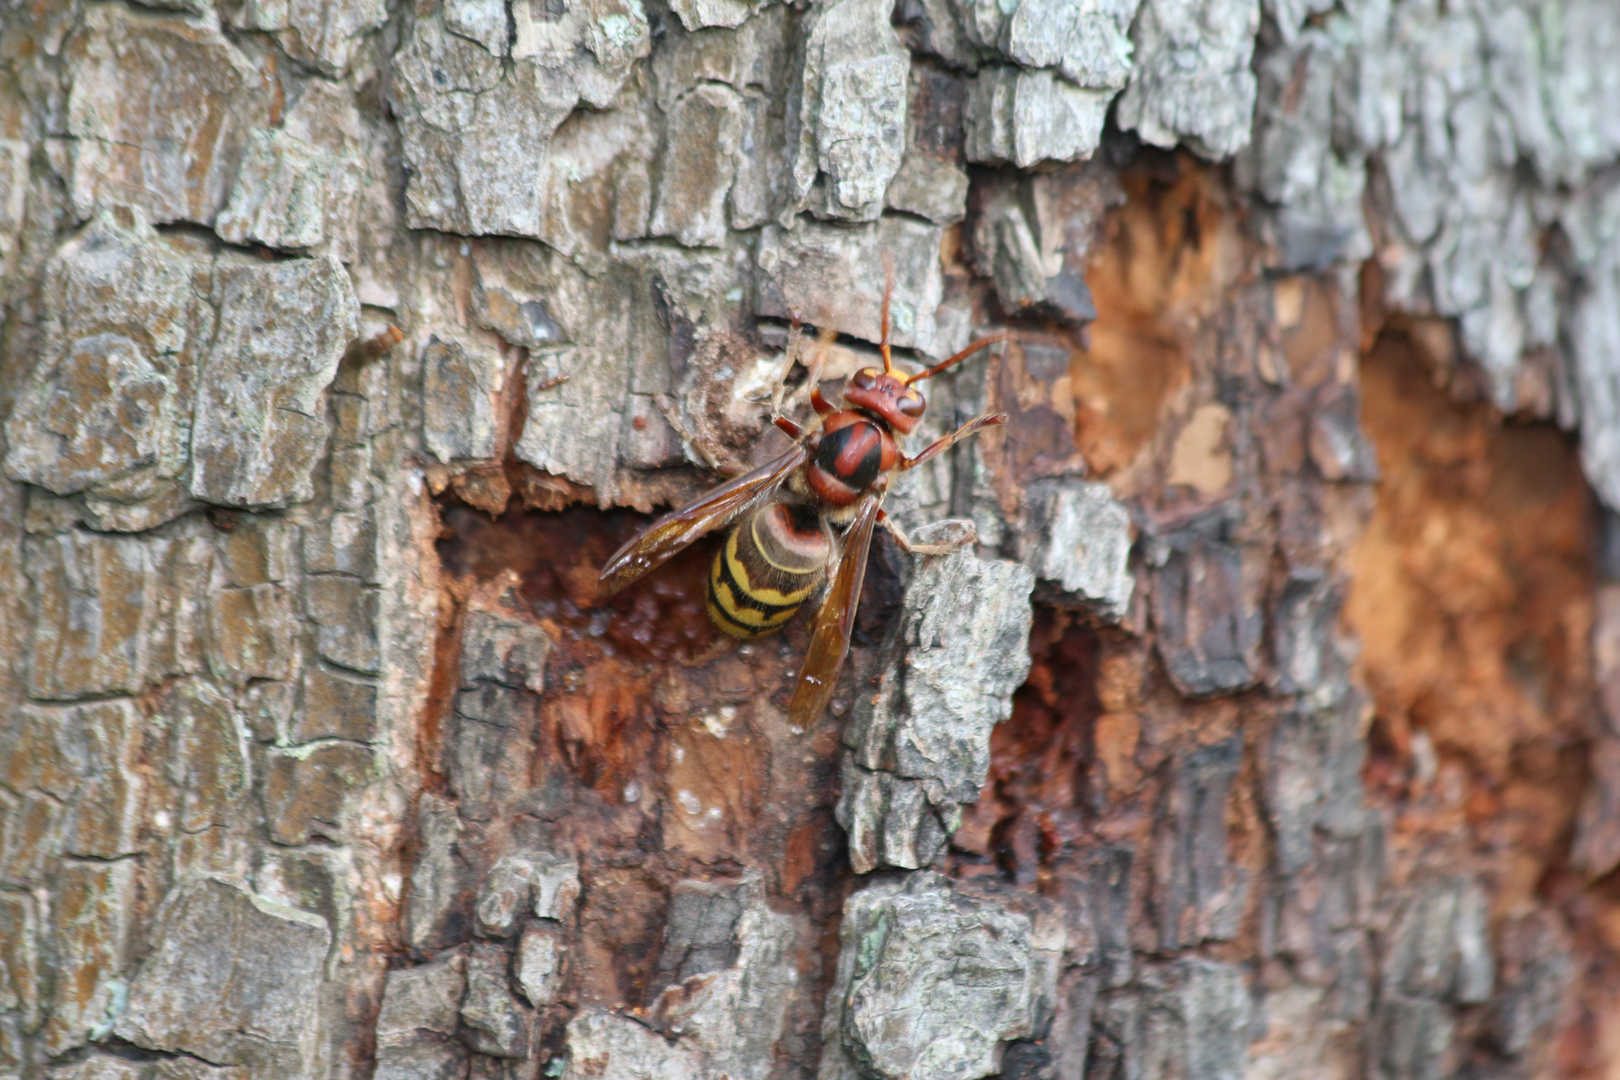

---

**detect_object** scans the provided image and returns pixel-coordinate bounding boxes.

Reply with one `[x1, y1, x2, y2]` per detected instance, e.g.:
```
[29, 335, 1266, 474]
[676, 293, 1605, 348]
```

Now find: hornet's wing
[787, 490, 883, 726]
[597, 445, 809, 596]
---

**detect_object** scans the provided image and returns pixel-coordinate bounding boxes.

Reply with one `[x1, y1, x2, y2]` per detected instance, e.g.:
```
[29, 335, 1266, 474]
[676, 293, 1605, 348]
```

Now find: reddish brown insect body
[598, 268, 1008, 725]
[804, 410, 899, 506]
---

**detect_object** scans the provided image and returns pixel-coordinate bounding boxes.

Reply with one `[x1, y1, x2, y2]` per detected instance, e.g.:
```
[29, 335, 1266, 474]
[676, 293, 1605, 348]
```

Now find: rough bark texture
[1, 1, 1619, 1079]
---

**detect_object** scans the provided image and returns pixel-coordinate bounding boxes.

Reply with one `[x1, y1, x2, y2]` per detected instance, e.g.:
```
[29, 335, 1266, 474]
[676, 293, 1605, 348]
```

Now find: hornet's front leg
[770, 321, 835, 433]
[768, 317, 804, 428]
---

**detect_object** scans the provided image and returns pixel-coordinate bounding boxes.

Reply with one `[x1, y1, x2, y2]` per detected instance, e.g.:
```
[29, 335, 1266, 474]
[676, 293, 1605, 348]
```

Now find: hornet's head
[847, 253, 1007, 436]
[842, 367, 928, 434]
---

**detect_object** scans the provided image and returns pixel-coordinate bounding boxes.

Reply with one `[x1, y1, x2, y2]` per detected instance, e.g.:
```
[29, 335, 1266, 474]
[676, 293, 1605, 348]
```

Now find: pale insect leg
[768, 318, 805, 422]
[654, 392, 730, 474]
[771, 323, 834, 429]
[878, 511, 978, 557]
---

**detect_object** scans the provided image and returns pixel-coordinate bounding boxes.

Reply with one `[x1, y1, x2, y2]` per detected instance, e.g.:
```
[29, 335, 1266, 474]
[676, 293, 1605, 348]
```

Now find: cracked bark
[1, 1, 1619, 1079]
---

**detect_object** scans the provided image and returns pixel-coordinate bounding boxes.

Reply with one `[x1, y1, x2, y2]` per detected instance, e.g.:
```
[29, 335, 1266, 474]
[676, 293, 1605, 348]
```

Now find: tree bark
[1, 0, 1619, 1079]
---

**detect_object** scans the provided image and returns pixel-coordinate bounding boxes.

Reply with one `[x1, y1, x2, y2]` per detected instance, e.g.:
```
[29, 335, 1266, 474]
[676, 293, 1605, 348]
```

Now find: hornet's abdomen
[707, 503, 830, 640]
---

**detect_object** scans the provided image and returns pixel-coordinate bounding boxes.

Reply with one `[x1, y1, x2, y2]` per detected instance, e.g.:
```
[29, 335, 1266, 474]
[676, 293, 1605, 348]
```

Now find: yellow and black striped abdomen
[707, 503, 830, 640]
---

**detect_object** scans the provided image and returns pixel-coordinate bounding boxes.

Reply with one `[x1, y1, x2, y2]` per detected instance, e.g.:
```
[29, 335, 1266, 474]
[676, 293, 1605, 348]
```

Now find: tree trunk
[2, 0, 1619, 1078]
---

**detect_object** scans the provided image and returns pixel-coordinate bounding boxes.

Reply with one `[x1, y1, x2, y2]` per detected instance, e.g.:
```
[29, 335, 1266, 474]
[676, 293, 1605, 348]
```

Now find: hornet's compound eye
[851, 368, 881, 390]
[899, 391, 925, 417]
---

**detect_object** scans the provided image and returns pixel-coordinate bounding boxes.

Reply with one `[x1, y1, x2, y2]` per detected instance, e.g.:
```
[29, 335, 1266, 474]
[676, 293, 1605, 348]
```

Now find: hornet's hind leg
[878, 511, 977, 557]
